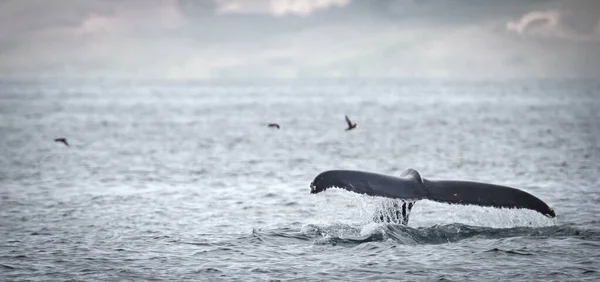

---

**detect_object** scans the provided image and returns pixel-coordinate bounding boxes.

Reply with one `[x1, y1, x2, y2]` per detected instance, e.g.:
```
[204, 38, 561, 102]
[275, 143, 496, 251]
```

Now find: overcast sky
[0, 0, 599, 79]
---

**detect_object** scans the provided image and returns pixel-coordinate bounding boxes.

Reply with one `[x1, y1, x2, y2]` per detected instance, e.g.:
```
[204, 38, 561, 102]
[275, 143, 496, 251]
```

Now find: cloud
[506, 10, 561, 35]
[214, 0, 350, 16]
[506, 0, 600, 41]
[0, 0, 189, 76]
[0, 0, 599, 79]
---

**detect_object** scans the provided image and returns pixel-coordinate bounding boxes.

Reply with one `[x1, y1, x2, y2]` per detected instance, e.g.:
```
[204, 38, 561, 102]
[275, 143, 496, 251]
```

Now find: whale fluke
[310, 169, 556, 225]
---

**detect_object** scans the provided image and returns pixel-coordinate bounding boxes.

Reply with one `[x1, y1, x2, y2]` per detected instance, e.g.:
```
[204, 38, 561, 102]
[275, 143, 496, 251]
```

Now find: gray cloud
[507, 2, 600, 42]
[0, 0, 598, 79]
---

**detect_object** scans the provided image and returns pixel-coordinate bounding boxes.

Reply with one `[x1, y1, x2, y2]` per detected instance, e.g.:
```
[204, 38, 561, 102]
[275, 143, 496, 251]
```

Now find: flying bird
[54, 138, 69, 147]
[268, 123, 280, 129]
[344, 115, 357, 131]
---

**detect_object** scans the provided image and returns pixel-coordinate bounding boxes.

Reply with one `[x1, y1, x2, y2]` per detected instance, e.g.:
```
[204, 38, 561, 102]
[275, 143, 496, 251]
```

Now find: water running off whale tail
[309, 168, 556, 226]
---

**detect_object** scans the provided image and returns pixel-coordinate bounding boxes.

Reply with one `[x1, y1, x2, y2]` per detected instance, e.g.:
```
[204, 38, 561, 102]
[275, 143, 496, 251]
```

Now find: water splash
[309, 188, 557, 228]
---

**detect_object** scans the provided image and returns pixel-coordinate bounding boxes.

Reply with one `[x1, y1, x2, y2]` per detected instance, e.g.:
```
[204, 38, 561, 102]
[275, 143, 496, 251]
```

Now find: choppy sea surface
[1, 78, 600, 281]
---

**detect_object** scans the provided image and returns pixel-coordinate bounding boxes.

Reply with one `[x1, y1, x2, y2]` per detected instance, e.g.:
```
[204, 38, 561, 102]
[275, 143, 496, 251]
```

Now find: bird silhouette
[344, 115, 357, 131]
[268, 123, 280, 129]
[54, 138, 69, 147]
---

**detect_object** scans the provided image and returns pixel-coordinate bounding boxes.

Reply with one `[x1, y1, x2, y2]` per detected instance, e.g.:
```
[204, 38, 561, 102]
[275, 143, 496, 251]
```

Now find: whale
[309, 169, 556, 225]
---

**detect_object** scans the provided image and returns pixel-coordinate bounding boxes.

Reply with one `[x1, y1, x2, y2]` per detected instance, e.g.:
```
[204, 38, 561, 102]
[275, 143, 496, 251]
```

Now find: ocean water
[1, 78, 599, 281]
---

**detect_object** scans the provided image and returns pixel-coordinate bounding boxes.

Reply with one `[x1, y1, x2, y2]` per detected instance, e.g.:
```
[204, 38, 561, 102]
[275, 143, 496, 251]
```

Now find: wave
[214, 223, 600, 248]
[293, 223, 600, 246]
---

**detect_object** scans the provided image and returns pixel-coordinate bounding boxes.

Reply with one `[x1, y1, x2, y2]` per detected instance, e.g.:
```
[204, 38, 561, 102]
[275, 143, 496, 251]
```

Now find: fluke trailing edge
[310, 169, 555, 225]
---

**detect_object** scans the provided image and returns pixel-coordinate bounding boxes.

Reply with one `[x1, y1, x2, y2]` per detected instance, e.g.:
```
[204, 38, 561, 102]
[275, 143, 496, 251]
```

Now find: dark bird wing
[345, 115, 353, 127]
[54, 138, 69, 147]
[310, 169, 556, 218]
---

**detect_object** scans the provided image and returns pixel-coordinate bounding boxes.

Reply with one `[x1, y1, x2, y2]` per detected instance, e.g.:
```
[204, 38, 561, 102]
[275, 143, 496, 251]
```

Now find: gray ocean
[1, 78, 599, 281]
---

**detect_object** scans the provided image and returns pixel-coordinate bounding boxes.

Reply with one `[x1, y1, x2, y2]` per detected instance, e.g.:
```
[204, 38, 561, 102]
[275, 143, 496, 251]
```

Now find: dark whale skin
[310, 169, 556, 218]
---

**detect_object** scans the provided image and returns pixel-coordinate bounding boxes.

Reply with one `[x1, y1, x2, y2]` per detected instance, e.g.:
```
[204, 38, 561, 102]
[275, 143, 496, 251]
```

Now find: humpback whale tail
[310, 169, 555, 226]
